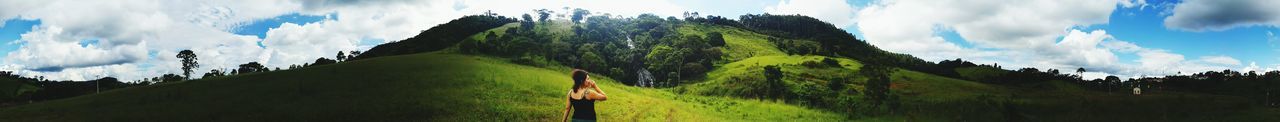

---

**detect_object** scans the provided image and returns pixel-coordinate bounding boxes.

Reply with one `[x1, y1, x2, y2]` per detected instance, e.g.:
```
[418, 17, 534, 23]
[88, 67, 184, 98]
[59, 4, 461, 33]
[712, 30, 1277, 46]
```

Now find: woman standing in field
[562, 69, 607, 122]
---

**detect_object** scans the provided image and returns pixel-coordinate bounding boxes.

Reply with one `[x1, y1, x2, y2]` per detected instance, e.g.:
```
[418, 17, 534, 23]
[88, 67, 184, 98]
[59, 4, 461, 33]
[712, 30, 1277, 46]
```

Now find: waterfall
[637, 69, 654, 87]
[625, 35, 635, 49]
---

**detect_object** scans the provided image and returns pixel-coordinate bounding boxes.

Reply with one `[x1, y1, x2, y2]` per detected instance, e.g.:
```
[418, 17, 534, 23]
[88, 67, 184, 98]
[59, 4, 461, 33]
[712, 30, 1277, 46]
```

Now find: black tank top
[570, 90, 597, 120]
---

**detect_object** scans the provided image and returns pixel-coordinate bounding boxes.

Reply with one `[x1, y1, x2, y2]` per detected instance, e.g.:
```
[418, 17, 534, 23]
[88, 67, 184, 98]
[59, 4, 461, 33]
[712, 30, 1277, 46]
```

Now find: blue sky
[0, 0, 1276, 80]
[0, 19, 40, 59]
[1102, 0, 1278, 68]
[231, 13, 330, 39]
[838, 0, 1280, 78]
[865, 0, 1279, 73]
[230, 13, 330, 48]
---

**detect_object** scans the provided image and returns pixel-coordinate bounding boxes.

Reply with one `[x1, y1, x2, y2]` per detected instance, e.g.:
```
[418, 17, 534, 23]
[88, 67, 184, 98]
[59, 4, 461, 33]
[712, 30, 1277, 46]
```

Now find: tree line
[934, 58, 1280, 107]
[0, 47, 366, 107]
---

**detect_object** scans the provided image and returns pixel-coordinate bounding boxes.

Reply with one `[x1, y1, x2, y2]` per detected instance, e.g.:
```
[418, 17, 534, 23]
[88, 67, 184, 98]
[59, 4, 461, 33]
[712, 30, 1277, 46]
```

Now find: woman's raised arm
[585, 80, 608, 101]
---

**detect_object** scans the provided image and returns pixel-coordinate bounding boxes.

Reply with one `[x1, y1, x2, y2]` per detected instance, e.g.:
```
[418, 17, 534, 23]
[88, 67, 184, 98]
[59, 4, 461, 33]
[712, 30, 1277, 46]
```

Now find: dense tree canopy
[313, 58, 337, 66]
[237, 62, 268, 74]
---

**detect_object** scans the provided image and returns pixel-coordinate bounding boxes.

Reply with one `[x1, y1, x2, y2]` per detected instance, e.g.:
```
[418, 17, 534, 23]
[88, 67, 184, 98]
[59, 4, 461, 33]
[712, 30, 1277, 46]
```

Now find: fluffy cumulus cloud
[1164, 0, 1280, 31]
[1039, 30, 1121, 73]
[261, 0, 462, 67]
[0, 0, 461, 81]
[0, 0, 296, 81]
[1028, 29, 1242, 78]
[858, 0, 1121, 50]
[854, 0, 1129, 74]
[0, 1, 47, 26]
[852, 0, 1259, 79]
[763, 0, 859, 27]
[4, 26, 148, 71]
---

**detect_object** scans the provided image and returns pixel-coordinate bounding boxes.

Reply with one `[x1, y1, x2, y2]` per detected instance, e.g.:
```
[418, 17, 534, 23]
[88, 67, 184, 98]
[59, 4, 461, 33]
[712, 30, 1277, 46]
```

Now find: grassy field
[954, 66, 1008, 82]
[683, 55, 863, 97]
[676, 24, 787, 62]
[0, 52, 844, 121]
[676, 53, 1280, 121]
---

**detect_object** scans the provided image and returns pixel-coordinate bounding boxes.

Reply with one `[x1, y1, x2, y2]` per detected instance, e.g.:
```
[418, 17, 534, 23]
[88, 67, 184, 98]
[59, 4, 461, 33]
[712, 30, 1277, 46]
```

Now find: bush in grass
[511, 54, 550, 67]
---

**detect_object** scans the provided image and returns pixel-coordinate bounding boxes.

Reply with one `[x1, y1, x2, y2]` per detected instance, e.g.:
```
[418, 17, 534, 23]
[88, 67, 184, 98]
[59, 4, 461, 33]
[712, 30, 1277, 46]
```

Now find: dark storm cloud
[1164, 0, 1280, 31]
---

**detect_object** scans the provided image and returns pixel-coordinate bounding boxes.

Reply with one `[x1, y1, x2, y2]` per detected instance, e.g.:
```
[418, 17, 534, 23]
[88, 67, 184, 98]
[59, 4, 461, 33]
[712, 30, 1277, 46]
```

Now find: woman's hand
[584, 79, 607, 101]
[586, 78, 596, 88]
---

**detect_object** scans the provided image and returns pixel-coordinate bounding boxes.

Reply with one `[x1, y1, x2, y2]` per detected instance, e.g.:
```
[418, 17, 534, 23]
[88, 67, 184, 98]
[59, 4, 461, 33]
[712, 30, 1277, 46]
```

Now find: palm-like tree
[1076, 68, 1086, 79]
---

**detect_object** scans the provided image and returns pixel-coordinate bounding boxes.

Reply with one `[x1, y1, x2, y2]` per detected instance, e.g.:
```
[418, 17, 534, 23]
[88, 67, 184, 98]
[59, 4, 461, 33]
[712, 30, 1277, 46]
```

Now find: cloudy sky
[0, 0, 1276, 81]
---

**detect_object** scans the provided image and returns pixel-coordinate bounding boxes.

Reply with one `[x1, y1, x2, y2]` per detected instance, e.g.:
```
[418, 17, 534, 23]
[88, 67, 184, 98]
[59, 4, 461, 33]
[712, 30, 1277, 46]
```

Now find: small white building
[1132, 87, 1142, 95]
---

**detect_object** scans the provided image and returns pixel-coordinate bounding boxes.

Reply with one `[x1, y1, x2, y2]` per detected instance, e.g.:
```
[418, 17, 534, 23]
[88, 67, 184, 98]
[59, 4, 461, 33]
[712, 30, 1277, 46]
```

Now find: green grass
[684, 53, 1003, 102]
[676, 24, 787, 62]
[954, 66, 1008, 82]
[0, 78, 37, 100]
[0, 52, 843, 121]
[685, 55, 863, 96]
[891, 69, 1008, 102]
[678, 53, 1280, 121]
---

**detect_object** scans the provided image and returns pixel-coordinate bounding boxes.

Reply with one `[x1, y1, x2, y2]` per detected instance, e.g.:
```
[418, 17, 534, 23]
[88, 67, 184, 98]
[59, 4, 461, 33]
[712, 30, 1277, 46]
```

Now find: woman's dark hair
[572, 69, 588, 92]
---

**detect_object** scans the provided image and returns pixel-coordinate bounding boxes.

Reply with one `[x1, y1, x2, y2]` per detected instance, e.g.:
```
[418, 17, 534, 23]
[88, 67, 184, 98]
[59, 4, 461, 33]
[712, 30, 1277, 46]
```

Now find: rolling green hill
[955, 66, 1009, 82]
[0, 53, 844, 121]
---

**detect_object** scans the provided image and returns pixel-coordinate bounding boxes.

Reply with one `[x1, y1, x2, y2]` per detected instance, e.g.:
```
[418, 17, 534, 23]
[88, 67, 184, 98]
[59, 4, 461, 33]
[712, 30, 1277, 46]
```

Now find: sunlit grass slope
[677, 24, 787, 62]
[0, 52, 843, 121]
[684, 55, 863, 96]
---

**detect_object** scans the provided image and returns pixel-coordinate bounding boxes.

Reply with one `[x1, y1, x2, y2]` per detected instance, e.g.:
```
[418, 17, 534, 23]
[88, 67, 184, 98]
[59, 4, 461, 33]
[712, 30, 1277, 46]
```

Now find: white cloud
[1243, 61, 1261, 72]
[0, 1, 50, 26]
[855, 0, 1125, 57]
[0, 0, 461, 81]
[1164, 0, 1280, 31]
[848, 0, 1268, 79]
[0, 63, 148, 81]
[1135, 49, 1184, 72]
[1119, 0, 1148, 8]
[763, 0, 858, 27]
[262, 1, 463, 67]
[1056, 31, 1249, 79]
[0, 0, 289, 81]
[1199, 55, 1242, 66]
[854, 0, 1128, 78]
[0, 0, 696, 81]
[1101, 40, 1143, 53]
[1047, 30, 1120, 68]
[3, 25, 148, 71]
[1268, 31, 1280, 48]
